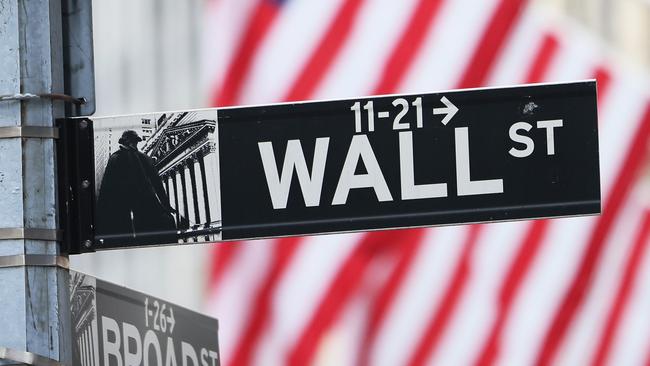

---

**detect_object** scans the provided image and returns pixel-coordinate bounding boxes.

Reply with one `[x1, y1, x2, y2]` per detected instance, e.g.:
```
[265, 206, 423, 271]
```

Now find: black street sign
[59, 81, 599, 252]
[219, 80, 599, 239]
[70, 271, 220, 366]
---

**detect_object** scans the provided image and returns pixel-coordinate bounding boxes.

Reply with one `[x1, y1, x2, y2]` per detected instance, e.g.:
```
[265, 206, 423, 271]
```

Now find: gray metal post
[0, 0, 72, 364]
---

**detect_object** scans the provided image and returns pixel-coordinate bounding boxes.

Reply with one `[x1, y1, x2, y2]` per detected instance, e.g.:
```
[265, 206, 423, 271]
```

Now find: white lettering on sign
[258, 138, 329, 209]
[332, 134, 393, 205]
[182, 342, 199, 366]
[508, 122, 534, 158]
[455, 127, 504, 196]
[537, 119, 563, 155]
[392, 98, 410, 130]
[100, 316, 219, 366]
[509, 119, 563, 158]
[143, 330, 163, 366]
[144, 297, 176, 335]
[351, 101, 375, 132]
[255, 98, 570, 209]
[201, 348, 219, 366]
[103, 316, 122, 366]
[123, 323, 142, 366]
[399, 131, 448, 200]
[165, 337, 177, 366]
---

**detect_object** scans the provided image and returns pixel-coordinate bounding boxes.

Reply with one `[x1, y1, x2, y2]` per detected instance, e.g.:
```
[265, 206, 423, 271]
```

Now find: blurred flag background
[72, 0, 650, 365]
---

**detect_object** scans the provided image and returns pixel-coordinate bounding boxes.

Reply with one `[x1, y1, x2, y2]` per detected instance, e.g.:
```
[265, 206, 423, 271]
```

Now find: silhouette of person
[96, 130, 177, 245]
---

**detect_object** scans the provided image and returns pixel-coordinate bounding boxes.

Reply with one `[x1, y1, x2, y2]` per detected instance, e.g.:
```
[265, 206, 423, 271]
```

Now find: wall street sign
[70, 272, 220, 365]
[58, 81, 599, 252]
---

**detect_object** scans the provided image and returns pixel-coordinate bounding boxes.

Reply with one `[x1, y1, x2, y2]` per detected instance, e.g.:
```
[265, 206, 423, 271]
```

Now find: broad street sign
[70, 271, 220, 365]
[58, 81, 599, 252]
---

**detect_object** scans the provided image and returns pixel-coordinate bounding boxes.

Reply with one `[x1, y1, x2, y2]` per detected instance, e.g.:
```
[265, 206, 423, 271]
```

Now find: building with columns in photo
[142, 111, 221, 242]
[70, 274, 99, 366]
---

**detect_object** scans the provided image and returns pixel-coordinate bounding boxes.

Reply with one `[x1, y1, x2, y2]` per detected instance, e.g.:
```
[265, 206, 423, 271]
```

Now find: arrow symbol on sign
[167, 307, 175, 334]
[433, 96, 458, 125]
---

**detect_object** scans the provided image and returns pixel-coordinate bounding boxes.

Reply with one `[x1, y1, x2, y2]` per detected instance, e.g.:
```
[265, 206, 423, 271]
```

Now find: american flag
[203, 0, 650, 365]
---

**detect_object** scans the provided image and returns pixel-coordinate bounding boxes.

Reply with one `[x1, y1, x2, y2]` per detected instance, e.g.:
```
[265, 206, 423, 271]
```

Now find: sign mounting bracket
[56, 118, 96, 254]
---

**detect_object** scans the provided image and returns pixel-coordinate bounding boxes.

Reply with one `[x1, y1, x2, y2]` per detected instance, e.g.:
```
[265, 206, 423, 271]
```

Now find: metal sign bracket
[0, 126, 59, 139]
[0, 346, 65, 366]
[0, 228, 62, 241]
[56, 118, 96, 254]
[0, 255, 69, 270]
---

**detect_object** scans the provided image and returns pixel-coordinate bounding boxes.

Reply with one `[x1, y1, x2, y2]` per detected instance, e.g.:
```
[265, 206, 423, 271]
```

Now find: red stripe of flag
[373, 0, 445, 95]
[228, 237, 302, 366]
[283, 0, 366, 101]
[209, 242, 241, 291]
[213, 0, 281, 106]
[524, 34, 560, 85]
[474, 220, 551, 366]
[591, 210, 650, 366]
[407, 225, 483, 366]
[287, 230, 421, 366]
[357, 231, 426, 366]
[535, 103, 650, 366]
[458, 0, 528, 89]
[594, 66, 612, 108]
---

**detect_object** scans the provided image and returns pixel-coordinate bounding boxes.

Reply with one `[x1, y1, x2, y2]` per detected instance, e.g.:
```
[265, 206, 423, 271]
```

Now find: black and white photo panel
[93, 110, 222, 248]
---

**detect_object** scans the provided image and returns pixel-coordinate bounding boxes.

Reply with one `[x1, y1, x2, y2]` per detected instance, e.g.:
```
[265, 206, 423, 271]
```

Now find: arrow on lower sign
[433, 96, 458, 125]
[167, 306, 176, 334]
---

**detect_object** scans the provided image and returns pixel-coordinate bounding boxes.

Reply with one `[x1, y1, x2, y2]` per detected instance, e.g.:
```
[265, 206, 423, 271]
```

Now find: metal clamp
[0, 255, 69, 269]
[0, 347, 65, 366]
[0, 126, 59, 139]
[0, 92, 85, 105]
[0, 228, 62, 241]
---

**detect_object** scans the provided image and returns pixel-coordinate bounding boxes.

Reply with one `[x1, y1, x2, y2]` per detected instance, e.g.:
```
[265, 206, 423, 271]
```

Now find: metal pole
[0, 0, 72, 364]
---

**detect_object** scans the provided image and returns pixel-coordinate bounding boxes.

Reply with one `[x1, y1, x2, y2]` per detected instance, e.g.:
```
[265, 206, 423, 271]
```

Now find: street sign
[70, 271, 220, 366]
[59, 81, 599, 252]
